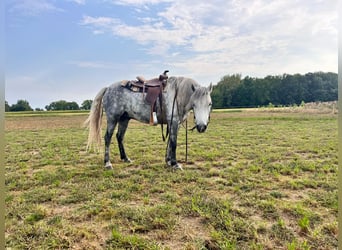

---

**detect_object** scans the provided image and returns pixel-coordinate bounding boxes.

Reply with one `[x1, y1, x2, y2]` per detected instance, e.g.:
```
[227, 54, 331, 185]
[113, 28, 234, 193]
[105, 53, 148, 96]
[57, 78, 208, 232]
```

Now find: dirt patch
[5, 115, 88, 131]
[162, 216, 210, 249]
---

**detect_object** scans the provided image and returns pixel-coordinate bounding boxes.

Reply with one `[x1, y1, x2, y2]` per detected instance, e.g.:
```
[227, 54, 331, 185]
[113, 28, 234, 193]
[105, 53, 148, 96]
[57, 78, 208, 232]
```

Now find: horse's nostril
[196, 124, 207, 133]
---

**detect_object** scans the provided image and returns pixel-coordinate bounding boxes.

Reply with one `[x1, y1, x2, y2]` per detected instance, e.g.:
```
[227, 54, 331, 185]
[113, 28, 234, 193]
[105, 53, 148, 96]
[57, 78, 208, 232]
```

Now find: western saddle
[121, 70, 169, 125]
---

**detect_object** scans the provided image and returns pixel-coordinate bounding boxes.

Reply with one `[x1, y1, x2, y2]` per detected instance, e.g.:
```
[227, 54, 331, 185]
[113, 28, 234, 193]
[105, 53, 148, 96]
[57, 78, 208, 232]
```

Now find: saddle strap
[148, 85, 164, 125]
[159, 91, 166, 141]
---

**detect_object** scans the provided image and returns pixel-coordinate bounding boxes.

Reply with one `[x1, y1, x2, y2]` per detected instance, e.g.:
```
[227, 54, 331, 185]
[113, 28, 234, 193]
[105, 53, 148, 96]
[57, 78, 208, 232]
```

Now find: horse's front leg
[165, 122, 182, 170]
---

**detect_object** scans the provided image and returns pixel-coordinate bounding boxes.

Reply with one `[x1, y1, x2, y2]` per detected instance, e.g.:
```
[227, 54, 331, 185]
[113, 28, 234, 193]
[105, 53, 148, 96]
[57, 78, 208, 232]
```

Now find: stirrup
[152, 112, 158, 125]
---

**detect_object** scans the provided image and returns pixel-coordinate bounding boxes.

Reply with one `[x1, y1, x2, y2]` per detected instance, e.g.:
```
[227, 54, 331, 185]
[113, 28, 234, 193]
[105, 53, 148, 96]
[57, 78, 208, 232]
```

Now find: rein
[164, 83, 179, 158]
[185, 115, 196, 162]
[169, 83, 193, 163]
[160, 92, 166, 142]
[185, 118, 188, 163]
[172, 85, 192, 163]
[189, 125, 197, 131]
[165, 83, 200, 164]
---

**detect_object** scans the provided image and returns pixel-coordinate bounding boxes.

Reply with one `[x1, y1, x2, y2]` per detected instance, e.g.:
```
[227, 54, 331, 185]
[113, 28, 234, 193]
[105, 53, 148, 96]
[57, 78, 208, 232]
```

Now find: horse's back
[102, 81, 151, 123]
[101, 76, 199, 123]
[102, 81, 121, 103]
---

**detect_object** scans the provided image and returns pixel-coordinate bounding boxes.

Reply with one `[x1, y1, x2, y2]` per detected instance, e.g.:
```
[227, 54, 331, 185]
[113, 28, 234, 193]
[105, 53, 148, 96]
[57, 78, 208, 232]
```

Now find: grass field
[5, 108, 337, 249]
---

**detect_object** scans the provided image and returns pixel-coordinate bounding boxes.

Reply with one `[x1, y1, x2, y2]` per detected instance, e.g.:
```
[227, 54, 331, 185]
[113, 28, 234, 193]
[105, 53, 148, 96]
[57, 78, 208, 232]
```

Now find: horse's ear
[191, 84, 196, 92]
[208, 82, 213, 93]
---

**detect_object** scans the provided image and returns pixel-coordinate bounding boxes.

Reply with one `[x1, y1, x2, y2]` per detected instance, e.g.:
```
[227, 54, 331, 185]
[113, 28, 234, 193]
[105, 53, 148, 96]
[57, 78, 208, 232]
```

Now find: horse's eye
[209, 102, 212, 107]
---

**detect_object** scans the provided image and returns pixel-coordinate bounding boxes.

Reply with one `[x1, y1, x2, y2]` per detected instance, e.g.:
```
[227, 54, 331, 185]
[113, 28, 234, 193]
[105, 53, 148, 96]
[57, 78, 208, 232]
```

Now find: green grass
[5, 109, 337, 249]
[5, 110, 89, 117]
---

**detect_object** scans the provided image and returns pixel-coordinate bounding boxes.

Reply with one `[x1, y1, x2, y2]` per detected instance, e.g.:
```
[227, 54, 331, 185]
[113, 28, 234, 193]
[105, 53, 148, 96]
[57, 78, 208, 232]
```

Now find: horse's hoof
[172, 164, 183, 171]
[167, 161, 183, 171]
[123, 158, 133, 163]
[104, 162, 113, 170]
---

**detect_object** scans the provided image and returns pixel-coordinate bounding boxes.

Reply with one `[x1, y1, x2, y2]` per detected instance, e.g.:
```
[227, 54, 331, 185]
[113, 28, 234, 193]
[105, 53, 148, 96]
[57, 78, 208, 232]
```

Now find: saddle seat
[130, 71, 169, 89]
[135, 76, 165, 87]
[121, 70, 169, 125]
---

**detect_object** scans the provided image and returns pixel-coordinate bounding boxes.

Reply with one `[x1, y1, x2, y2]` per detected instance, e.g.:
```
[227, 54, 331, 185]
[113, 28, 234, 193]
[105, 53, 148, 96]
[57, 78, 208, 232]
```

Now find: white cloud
[81, 0, 337, 79]
[74, 0, 85, 4]
[81, 15, 121, 27]
[8, 0, 64, 16]
[80, 15, 121, 34]
[68, 60, 115, 69]
[108, 0, 172, 5]
[67, 0, 85, 5]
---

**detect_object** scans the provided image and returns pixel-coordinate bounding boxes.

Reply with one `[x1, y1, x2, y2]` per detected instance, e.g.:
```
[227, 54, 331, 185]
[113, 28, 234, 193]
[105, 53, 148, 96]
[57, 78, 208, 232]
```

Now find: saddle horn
[159, 70, 169, 81]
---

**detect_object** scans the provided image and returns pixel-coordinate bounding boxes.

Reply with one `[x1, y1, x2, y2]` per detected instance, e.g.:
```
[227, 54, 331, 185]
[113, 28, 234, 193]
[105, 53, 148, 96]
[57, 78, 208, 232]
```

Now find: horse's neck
[171, 78, 194, 119]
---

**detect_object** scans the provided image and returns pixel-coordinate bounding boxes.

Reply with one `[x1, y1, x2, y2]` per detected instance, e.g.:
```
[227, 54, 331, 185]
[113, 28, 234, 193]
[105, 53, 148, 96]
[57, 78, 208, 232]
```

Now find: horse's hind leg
[117, 118, 131, 163]
[104, 119, 117, 169]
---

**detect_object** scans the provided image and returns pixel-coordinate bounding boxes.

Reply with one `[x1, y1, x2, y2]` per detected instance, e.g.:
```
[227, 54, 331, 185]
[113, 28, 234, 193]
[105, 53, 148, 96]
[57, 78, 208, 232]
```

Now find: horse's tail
[84, 87, 108, 151]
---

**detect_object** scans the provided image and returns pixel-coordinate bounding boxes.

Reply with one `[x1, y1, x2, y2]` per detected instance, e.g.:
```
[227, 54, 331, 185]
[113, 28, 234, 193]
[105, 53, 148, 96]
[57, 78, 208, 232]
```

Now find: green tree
[321, 72, 338, 101]
[211, 72, 337, 108]
[81, 100, 93, 110]
[233, 76, 257, 107]
[211, 74, 241, 108]
[5, 101, 10, 112]
[10, 100, 33, 111]
[65, 101, 80, 110]
[45, 100, 80, 111]
[266, 75, 282, 105]
[46, 100, 66, 111]
[277, 74, 303, 105]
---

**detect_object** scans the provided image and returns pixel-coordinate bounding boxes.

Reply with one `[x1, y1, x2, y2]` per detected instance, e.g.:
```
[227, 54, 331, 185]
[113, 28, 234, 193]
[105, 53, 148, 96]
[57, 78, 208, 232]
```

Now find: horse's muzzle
[196, 124, 207, 133]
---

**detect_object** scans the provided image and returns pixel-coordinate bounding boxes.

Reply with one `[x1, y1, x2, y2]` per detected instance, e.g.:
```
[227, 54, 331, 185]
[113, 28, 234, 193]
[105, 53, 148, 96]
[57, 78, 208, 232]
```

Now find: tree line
[211, 72, 337, 108]
[5, 100, 93, 112]
[5, 71, 337, 111]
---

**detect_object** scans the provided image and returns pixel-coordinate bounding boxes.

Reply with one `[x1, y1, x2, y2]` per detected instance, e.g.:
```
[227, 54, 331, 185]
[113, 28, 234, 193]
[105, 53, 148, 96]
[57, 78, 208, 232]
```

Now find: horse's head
[187, 83, 213, 133]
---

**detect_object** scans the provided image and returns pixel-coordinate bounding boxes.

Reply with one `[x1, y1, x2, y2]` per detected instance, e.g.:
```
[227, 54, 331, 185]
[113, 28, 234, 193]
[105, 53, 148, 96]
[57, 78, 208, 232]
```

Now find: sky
[5, 0, 338, 109]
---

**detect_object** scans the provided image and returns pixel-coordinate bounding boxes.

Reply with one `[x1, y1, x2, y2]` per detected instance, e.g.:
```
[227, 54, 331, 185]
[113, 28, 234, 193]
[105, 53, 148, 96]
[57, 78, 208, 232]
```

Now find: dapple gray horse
[84, 76, 213, 170]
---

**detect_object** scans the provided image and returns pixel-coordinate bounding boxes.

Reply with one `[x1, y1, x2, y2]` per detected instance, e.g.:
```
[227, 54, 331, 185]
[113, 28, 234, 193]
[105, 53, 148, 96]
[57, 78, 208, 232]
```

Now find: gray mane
[168, 76, 201, 94]
[166, 76, 201, 118]
[192, 86, 210, 98]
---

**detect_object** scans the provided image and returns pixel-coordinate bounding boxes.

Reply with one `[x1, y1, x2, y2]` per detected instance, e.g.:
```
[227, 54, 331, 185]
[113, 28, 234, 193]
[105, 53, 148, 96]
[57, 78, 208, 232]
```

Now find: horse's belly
[125, 93, 152, 123]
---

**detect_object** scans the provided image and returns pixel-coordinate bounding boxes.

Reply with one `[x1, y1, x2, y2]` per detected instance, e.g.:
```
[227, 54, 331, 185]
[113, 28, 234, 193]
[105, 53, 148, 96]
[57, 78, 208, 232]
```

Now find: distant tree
[211, 74, 241, 108]
[5, 101, 10, 112]
[277, 74, 302, 105]
[211, 72, 337, 108]
[46, 100, 66, 111]
[230, 76, 258, 107]
[253, 77, 272, 106]
[266, 75, 282, 105]
[81, 100, 93, 110]
[321, 72, 338, 101]
[10, 100, 33, 111]
[45, 100, 80, 111]
[65, 101, 80, 110]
